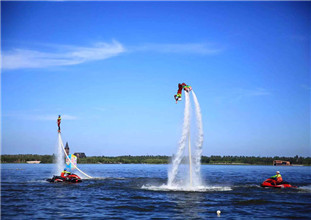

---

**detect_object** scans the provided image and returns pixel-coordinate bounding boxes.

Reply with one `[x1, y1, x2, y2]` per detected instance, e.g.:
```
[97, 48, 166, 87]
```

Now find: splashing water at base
[142, 184, 232, 192]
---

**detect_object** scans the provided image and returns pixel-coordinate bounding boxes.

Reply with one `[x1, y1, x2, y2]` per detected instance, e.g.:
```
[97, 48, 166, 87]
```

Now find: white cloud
[2, 40, 125, 70]
[133, 43, 223, 55]
[2, 40, 223, 70]
[230, 88, 271, 103]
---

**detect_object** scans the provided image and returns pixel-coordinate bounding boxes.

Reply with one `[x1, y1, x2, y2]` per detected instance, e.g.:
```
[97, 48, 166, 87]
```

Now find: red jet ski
[46, 173, 82, 183]
[261, 178, 296, 188]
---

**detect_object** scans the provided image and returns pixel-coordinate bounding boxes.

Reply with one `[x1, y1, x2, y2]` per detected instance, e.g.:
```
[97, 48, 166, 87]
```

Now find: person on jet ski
[271, 171, 283, 184]
[61, 168, 71, 178]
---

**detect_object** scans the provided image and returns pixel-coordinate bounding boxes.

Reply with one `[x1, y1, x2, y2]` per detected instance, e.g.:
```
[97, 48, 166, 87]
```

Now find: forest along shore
[1, 154, 310, 165]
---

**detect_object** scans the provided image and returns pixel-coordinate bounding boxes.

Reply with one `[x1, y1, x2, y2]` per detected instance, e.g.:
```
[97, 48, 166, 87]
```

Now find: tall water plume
[167, 90, 204, 188]
[54, 133, 64, 175]
[192, 91, 204, 185]
[167, 92, 191, 186]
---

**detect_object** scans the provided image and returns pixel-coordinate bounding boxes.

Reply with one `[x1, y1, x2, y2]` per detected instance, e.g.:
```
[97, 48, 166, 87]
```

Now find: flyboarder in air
[57, 115, 61, 133]
[174, 83, 192, 103]
[174, 83, 185, 103]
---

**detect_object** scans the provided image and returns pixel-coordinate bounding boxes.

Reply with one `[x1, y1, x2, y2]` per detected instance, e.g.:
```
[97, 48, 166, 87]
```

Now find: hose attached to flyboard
[58, 133, 93, 179]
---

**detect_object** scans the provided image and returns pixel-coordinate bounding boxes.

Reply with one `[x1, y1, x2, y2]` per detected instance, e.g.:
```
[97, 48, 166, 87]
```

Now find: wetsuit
[174, 83, 186, 101]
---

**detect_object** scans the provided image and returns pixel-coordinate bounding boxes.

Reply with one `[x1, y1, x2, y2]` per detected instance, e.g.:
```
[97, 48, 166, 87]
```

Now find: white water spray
[167, 90, 204, 188]
[52, 131, 93, 179]
[142, 89, 234, 192]
[58, 133, 93, 179]
[167, 92, 191, 186]
[192, 91, 204, 184]
[55, 136, 65, 175]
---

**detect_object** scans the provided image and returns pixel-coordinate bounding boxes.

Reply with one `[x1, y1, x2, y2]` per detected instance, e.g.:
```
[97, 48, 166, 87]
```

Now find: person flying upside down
[174, 83, 191, 103]
[174, 83, 186, 103]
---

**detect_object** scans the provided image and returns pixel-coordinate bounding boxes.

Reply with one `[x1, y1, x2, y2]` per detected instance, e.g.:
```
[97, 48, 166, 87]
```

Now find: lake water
[1, 164, 311, 219]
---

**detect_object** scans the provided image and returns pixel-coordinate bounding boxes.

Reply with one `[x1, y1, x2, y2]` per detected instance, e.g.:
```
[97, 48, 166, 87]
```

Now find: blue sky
[1, 1, 310, 157]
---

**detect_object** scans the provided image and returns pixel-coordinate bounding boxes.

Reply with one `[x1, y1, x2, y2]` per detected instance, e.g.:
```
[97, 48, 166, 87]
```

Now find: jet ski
[261, 178, 296, 188]
[46, 173, 82, 183]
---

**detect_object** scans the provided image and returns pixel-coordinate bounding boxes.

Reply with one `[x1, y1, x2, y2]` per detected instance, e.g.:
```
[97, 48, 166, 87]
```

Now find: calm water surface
[1, 164, 311, 219]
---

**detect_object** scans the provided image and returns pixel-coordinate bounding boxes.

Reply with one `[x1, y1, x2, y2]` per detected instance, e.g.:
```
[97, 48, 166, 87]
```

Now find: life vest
[272, 174, 283, 183]
[276, 174, 283, 183]
[61, 171, 71, 178]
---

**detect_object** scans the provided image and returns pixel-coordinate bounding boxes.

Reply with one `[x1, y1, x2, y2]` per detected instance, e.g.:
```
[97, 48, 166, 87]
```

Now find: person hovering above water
[57, 115, 61, 133]
[271, 171, 283, 184]
[174, 83, 187, 103]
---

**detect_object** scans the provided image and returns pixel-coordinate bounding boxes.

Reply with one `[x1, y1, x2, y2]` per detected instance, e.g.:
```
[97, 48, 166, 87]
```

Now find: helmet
[64, 168, 67, 171]
[276, 171, 280, 174]
[59, 115, 61, 117]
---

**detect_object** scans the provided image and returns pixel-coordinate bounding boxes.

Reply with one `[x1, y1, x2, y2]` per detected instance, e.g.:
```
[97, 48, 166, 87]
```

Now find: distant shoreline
[1, 154, 310, 166]
[1, 163, 308, 166]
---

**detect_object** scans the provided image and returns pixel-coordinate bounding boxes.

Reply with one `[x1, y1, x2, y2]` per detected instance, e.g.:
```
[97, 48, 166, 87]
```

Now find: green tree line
[1, 154, 311, 165]
[201, 155, 311, 165]
[78, 155, 170, 164]
[0, 154, 54, 163]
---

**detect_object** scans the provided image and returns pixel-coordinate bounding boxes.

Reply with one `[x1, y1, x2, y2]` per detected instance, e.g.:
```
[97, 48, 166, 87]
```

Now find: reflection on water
[171, 192, 206, 219]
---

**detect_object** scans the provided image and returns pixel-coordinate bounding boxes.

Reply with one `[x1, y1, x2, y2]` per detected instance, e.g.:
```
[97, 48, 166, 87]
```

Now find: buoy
[217, 210, 221, 217]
